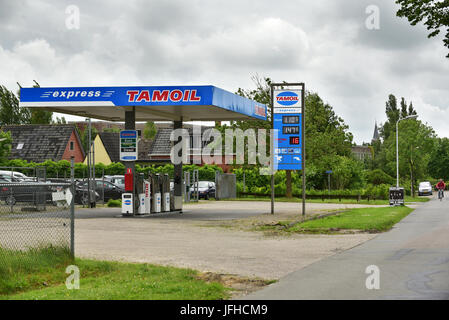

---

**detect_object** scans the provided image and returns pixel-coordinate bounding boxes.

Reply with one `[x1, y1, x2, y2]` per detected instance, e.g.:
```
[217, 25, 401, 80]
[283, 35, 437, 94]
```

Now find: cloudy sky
[1, 0, 448, 143]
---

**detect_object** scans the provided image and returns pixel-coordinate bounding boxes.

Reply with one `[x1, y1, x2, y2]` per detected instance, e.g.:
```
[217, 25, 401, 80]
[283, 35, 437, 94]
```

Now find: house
[351, 145, 373, 160]
[83, 123, 233, 171]
[148, 124, 233, 172]
[83, 132, 117, 165]
[1, 124, 85, 163]
[84, 132, 155, 165]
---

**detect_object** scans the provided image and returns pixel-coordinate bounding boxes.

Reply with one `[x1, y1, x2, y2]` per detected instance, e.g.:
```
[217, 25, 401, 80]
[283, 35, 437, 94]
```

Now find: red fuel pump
[124, 168, 133, 192]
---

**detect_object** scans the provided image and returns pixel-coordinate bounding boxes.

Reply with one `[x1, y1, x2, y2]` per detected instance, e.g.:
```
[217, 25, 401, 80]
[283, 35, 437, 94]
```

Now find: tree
[0, 130, 12, 161]
[396, 0, 449, 58]
[0, 85, 31, 124]
[103, 127, 121, 133]
[143, 121, 157, 139]
[381, 118, 435, 184]
[379, 94, 416, 141]
[78, 125, 98, 154]
[53, 116, 67, 124]
[428, 137, 449, 179]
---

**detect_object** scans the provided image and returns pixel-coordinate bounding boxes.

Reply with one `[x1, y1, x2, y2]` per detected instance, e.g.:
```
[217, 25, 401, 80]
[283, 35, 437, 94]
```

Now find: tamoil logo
[276, 91, 299, 106]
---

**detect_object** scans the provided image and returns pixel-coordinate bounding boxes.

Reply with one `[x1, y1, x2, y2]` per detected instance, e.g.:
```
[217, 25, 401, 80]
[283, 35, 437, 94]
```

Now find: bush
[365, 169, 395, 186]
[107, 199, 122, 207]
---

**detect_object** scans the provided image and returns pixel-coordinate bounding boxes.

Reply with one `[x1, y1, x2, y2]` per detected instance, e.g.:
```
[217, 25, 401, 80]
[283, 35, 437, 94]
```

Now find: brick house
[1, 124, 85, 163]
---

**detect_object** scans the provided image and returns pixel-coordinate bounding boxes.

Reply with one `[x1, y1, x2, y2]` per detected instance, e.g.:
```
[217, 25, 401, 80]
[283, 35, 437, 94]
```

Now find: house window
[70, 141, 74, 151]
[17, 143, 24, 150]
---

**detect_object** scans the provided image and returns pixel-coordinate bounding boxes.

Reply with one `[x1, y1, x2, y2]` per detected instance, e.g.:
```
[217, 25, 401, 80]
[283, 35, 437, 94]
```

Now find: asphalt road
[244, 197, 449, 300]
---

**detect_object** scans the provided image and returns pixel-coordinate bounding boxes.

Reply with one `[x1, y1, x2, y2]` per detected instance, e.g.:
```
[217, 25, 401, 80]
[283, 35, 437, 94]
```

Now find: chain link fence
[0, 182, 74, 271]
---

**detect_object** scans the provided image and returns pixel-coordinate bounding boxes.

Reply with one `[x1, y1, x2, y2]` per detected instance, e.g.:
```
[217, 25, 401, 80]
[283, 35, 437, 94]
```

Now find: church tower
[372, 121, 380, 143]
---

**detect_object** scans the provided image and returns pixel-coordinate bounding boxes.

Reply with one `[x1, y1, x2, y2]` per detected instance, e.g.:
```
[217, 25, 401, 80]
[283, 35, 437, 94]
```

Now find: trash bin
[389, 187, 404, 206]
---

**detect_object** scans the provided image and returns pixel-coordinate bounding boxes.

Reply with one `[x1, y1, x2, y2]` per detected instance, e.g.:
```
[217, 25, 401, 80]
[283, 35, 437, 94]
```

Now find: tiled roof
[1, 124, 77, 163]
[149, 128, 173, 155]
[149, 125, 214, 156]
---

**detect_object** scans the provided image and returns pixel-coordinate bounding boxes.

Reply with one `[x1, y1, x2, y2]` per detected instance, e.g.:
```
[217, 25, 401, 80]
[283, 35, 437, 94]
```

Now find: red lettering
[190, 89, 201, 102]
[170, 90, 183, 102]
[183, 90, 190, 101]
[136, 90, 150, 102]
[152, 90, 169, 102]
[127, 90, 139, 102]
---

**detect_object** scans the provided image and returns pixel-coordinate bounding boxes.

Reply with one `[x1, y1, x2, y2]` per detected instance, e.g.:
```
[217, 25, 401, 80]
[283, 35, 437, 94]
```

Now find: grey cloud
[0, 0, 448, 143]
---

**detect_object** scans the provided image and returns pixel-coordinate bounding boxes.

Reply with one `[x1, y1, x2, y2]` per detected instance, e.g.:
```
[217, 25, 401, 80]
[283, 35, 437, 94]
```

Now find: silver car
[418, 181, 433, 196]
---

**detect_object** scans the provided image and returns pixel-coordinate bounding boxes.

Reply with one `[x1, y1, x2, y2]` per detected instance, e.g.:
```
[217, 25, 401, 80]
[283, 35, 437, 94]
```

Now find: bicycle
[438, 189, 444, 201]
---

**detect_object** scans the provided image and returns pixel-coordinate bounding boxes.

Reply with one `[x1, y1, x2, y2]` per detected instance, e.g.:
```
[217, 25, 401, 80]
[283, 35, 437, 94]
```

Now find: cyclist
[436, 179, 445, 201]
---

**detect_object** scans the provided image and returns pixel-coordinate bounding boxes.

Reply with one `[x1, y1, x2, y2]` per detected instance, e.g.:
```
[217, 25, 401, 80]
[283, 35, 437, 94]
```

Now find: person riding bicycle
[436, 179, 445, 200]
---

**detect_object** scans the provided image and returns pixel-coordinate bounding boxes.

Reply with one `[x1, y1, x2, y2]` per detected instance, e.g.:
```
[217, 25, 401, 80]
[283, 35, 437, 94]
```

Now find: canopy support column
[173, 120, 183, 212]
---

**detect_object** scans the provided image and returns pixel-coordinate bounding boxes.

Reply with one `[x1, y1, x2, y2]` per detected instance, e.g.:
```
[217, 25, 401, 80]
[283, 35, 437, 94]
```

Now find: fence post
[70, 157, 75, 260]
[102, 168, 105, 206]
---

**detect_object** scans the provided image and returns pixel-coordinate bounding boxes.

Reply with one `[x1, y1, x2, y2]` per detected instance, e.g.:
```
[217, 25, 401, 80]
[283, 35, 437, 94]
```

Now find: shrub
[107, 199, 122, 207]
[365, 169, 395, 186]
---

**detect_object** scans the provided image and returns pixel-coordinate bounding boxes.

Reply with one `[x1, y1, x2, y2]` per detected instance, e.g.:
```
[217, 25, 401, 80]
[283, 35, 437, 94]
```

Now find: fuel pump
[151, 174, 161, 213]
[136, 173, 145, 215]
[144, 178, 151, 214]
[122, 168, 134, 215]
[162, 174, 170, 212]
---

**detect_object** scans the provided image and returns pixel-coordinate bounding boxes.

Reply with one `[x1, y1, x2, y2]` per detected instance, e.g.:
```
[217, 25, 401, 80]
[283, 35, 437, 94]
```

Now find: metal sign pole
[270, 84, 275, 215]
[301, 84, 306, 220]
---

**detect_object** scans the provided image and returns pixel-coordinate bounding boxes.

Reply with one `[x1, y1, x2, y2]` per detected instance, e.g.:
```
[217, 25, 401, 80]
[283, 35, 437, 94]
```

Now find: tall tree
[0, 85, 31, 124]
[380, 118, 435, 183]
[380, 94, 417, 141]
[396, 0, 449, 58]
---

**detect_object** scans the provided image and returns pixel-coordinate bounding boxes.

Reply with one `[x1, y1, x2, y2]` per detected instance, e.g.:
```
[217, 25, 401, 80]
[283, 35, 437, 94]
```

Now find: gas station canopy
[19, 85, 267, 122]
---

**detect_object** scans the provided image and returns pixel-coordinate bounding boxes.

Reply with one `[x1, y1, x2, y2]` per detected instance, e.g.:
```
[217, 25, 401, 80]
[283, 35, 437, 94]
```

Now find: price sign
[120, 130, 138, 161]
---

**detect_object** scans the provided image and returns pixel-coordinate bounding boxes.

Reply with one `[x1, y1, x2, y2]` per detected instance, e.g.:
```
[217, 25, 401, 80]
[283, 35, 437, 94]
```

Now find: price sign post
[271, 83, 306, 218]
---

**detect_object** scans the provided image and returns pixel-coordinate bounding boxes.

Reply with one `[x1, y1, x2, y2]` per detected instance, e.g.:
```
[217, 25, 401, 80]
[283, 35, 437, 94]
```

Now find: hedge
[0, 159, 223, 180]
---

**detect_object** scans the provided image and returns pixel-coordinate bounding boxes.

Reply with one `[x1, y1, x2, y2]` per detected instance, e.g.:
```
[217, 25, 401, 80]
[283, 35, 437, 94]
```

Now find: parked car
[76, 179, 124, 202]
[0, 178, 52, 205]
[418, 181, 433, 196]
[74, 183, 100, 205]
[189, 181, 215, 200]
[104, 175, 125, 189]
[0, 170, 34, 182]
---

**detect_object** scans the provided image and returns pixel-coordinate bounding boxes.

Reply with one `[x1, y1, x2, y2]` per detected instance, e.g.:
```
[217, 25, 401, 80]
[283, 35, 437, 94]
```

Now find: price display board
[120, 130, 138, 161]
[273, 88, 303, 170]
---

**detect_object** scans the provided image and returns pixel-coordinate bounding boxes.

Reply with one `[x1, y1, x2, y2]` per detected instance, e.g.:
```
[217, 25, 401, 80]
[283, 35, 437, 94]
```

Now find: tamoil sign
[120, 130, 138, 161]
[273, 89, 302, 113]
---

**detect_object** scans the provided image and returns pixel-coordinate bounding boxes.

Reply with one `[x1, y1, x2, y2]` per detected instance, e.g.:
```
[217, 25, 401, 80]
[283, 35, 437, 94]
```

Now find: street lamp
[396, 115, 418, 188]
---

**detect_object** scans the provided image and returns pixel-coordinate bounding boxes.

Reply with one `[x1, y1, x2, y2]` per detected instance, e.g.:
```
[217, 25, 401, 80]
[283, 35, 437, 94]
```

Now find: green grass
[224, 195, 430, 205]
[0, 247, 229, 300]
[288, 206, 414, 233]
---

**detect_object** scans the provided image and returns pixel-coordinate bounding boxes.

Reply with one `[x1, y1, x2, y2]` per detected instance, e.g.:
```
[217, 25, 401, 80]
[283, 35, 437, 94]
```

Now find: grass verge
[286, 206, 414, 233]
[0, 247, 229, 300]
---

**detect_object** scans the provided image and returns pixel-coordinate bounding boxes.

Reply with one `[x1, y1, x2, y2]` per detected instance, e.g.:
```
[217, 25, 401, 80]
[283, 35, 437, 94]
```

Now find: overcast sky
[1, 0, 448, 144]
